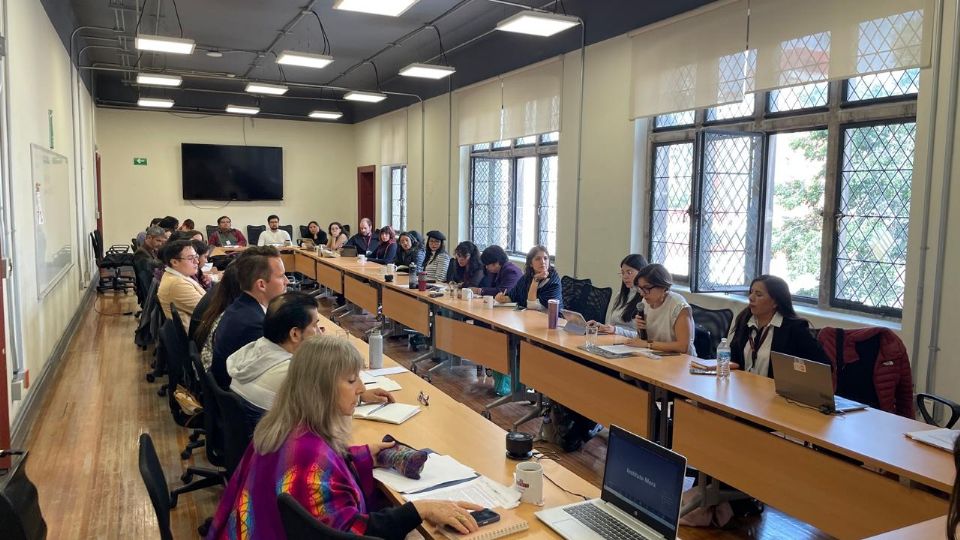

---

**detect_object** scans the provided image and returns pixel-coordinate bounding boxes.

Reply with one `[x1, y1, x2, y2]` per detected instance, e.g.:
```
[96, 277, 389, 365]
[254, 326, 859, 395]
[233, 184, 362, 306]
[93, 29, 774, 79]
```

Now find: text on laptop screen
[603, 430, 684, 534]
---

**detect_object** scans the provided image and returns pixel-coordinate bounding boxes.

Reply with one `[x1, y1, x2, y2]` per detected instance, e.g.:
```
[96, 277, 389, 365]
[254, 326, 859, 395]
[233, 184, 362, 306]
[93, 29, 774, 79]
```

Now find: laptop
[300, 238, 316, 249]
[340, 246, 358, 257]
[771, 352, 868, 413]
[536, 426, 686, 540]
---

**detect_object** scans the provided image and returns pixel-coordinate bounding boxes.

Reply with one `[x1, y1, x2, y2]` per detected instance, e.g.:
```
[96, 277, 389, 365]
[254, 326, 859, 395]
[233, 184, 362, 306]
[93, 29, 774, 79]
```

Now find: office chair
[205, 224, 218, 241]
[917, 393, 960, 428]
[559, 276, 592, 314]
[0, 449, 47, 540]
[137, 433, 174, 540]
[204, 370, 253, 476]
[567, 280, 612, 325]
[280, 224, 294, 240]
[247, 225, 266, 246]
[277, 493, 382, 540]
[91, 230, 135, 294]
[690, 304, 734, 359]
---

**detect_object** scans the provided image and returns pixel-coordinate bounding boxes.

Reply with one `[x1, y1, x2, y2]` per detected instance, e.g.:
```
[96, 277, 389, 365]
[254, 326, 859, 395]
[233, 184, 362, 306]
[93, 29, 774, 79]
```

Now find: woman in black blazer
[727, 275, 829, 378]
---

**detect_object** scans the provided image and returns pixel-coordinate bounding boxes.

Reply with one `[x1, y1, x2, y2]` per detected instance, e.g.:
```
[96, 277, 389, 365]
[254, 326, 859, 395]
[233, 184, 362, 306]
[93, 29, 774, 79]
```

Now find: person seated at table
[228, 292, 393, 431]
[209, 215, 248, 247]
[630, 263, 696, 355]
[178, 218, 195, 232]
[395, 231, 425, 271]
[369, 226, 398, 264]
[191, 239, 214, 290]
[156, 240, 206, 330]
[170, 229, 204, 242]
[135, 217, 162, 247]
[726, 275, 829, 376]
[194, 265, 244, 370]
[207, 336, 483, 540]
[344, 218, 379, 256]
[133, 226, 166, 285]
[258, 214, 292, 246]
[446, 241, 484, 287]
[495, 245, 561, 311]
[422, 230, 451, 282]
[589, 254, 647, 338]
[472, 245, 522, 297]
[302, 220, 328, 247]
[326, 221, 349, 251]
[158, 215, 179, 234]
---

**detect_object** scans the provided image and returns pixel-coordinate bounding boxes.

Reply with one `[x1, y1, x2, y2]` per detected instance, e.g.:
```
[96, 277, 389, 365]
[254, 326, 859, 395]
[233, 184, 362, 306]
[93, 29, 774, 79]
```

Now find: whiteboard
[31, 144, 74, 300]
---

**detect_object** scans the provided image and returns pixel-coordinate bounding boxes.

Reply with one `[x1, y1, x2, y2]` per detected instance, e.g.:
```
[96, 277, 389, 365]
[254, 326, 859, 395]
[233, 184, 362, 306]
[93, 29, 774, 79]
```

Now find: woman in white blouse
[630, 263, 696, 355]
[589, 254, 647, 338]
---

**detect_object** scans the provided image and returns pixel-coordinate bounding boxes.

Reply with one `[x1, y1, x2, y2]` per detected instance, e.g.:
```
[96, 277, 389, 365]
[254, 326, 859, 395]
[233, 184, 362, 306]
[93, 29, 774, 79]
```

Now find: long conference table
[226, 247, 954, 539]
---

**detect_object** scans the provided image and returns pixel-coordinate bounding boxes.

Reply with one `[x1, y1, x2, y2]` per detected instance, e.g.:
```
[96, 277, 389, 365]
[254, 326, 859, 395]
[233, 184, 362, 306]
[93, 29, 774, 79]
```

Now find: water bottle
[417, 271, 427, 292]
[368, 328, 383, 369]
[717, 338, 731, 381]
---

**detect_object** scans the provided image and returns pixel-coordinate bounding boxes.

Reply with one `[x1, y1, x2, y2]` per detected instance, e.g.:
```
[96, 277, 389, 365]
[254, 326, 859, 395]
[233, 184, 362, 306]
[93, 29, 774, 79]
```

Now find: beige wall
[96, 110, 357, 247]
[5, 0, 98, 422]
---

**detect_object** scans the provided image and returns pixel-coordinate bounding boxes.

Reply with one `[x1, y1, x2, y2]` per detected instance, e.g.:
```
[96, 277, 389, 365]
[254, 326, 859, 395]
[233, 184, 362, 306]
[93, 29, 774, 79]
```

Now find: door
[95, 152, 103, 233]
[357, 165, 376, 227]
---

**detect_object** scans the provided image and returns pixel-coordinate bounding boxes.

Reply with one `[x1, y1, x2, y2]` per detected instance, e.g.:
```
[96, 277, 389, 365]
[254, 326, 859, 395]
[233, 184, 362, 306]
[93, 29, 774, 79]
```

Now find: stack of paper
[373, 454, 477, 493]
[360, 371, 402, 392]
[353, 402, 420, 424]
[690, 358, 718, 370]
[404, 476, 522, 509]
[366, 366, 409, 376]
[905, 428, 959, 452]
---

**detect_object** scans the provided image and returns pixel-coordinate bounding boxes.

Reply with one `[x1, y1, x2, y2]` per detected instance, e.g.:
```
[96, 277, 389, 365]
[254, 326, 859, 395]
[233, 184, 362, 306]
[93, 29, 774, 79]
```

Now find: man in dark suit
[210, 246, 289, 388]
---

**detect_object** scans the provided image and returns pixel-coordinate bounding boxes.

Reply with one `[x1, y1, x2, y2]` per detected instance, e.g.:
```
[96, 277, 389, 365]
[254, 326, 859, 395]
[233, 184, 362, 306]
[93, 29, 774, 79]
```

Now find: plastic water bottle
[717, 338, 731, 381]
[368, 328, 383, 369]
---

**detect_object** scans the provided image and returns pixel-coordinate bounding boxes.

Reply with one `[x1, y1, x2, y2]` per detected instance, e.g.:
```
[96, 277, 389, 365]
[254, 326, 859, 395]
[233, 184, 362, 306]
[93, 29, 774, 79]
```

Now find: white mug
[462, 288, 474, 301]
[386, 263, 397, 274]
[358, 254, 367, 263]
[484, 295, 495, 307]
[514, 462, 544, 505]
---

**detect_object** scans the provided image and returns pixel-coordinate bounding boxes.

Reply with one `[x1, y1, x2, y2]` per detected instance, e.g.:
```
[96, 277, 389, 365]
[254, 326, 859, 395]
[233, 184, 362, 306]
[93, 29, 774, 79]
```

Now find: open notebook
[353, 402, 420, 424]
[439, 508, 529, 540]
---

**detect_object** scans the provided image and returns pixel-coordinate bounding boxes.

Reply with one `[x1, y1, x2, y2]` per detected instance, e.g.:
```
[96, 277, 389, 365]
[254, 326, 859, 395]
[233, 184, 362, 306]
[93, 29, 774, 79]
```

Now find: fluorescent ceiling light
[226, 105, 260, 115]
[135, 34, 196, 54]
[245, 82, 288, 95]
[344, 90, 387, 103]
[333, 0, 418, 17]
[399, 63, 455, 79]
[495, 12, 579, 37]
[309, 110, 344, 120]
[137, 98, 174, 108]
[136, 73, 182, 87]
[277, 50, 334, 69]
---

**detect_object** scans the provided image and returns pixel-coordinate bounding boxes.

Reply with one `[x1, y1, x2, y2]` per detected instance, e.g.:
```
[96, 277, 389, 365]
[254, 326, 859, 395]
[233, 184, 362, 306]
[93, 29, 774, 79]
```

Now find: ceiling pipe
[241, 0, 324, 79]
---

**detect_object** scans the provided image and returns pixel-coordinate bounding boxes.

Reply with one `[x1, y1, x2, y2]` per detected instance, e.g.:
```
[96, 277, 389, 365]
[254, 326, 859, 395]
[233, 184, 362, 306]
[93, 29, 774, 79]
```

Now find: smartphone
[470, 508, 501, 527]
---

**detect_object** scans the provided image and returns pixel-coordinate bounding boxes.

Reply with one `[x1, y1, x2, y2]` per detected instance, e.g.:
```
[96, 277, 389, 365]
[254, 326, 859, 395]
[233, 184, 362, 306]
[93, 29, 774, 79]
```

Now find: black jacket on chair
[729, 315, 829, 378]
[211, 293, 265, 388]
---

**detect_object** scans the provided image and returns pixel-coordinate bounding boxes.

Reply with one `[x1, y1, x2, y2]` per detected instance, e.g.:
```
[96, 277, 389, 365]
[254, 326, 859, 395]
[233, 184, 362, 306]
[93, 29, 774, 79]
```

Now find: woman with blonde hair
[208, 336, 481, 539]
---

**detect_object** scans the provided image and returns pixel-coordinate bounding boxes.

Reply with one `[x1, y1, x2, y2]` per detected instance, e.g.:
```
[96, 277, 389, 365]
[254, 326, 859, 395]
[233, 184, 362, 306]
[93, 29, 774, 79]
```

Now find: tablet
[560, 309, 589, 327]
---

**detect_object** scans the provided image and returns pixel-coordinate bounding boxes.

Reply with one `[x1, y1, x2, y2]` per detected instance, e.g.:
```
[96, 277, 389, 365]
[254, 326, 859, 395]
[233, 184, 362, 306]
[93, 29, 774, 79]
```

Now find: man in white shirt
[257, 214, 292, 246]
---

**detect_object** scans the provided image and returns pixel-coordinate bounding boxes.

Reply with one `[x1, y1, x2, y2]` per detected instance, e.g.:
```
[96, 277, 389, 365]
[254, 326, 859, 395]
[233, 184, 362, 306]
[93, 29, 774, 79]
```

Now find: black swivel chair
[205, 370, 253, 476]
[690, 304, 734, 359]
[917, 393, 960, 428]
[138, 433, 174, 540]
[247, 225, 266, 246]
[91, 230, 135, 294]
[205, 225, 218, 241]
[299, 225, 310, 239]
[560, 276, 612, 324]
[277, 493, 382, 540]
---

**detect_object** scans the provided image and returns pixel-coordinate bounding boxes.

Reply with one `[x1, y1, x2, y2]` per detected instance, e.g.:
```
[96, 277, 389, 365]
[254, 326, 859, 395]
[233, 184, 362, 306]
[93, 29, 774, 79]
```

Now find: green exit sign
[133, 157, 148, 166]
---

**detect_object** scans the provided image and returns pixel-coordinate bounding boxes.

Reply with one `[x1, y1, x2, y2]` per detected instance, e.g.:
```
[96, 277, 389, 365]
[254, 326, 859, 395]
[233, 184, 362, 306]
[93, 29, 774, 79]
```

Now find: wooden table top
[864, 515, 949, 539]
[280, 250, 959, 493]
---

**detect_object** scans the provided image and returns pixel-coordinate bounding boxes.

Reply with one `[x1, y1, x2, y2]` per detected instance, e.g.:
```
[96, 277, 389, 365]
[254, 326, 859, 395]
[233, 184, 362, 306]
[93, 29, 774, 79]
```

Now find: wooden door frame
[357, 165, 376, 228]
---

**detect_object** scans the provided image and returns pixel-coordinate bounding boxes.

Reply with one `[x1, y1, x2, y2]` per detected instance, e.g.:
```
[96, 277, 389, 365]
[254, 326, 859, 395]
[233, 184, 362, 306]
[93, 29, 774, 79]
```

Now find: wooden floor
[20, 292, 831, 539]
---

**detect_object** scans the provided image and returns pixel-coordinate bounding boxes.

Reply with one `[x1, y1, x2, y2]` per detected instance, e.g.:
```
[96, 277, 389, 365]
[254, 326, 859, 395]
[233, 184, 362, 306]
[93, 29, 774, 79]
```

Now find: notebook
[905, 428, 959, 452]
[353, 402, 420, 424]
[690, 358, 718, 370]
[440, 509, 529, 540]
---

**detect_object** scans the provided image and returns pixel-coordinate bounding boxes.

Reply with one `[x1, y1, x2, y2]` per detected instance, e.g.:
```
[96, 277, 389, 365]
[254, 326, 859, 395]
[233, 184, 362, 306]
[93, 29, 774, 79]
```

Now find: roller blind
[501, 59, 563, 140]
[379, 109, 407, 166]
[457, 80, 503, 145]
[629, 0, 749, 119]
[750, 0, 934, 90]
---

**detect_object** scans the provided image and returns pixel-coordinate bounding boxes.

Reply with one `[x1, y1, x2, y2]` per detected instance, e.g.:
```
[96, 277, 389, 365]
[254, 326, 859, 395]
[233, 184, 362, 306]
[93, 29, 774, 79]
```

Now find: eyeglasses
[175, 255, 200, 262]
[637, 285, 659, 294]
[618, 270, 638, 276]
[417, 391, 430, 407]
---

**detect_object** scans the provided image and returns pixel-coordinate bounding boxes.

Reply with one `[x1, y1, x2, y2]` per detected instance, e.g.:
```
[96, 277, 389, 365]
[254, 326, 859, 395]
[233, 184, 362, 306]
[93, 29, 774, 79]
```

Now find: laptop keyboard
[563, 503, 646, 540]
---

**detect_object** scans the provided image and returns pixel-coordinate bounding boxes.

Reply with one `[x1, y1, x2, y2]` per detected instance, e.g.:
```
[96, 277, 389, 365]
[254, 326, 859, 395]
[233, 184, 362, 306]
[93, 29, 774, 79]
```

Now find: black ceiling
[48, 0, 717, 123]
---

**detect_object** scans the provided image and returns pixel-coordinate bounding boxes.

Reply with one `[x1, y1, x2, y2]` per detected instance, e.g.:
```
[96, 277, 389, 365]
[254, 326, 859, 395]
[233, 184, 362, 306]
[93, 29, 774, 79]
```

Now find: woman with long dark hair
[304, 220, 328, 246]
[629, 263, 696, 355]
[589, 254, 647, 337]
[395, 231, 425, 271]
[726, 275, 829, 376]
[370, 226, 398, 264]
[446, 241, 484, 287]
[326, 222, 348, 251]
[194, 264, 244, 370]
[495, 245, 562, 311]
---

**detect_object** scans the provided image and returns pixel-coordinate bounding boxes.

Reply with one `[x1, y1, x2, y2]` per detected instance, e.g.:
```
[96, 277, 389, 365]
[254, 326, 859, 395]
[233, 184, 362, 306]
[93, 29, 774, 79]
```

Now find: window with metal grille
[835, 122, 915, 312]
[389, 166, 407, 232]
[469, 133, 559, 255]
[647, 71, 917, 316]
[650, 143, 694, 279]
[654, 110, 696, 130]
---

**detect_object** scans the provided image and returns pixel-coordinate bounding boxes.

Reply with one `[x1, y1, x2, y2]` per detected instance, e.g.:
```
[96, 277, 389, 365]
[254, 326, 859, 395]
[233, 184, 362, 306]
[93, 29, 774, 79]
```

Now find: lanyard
[748, 325, 773, 363]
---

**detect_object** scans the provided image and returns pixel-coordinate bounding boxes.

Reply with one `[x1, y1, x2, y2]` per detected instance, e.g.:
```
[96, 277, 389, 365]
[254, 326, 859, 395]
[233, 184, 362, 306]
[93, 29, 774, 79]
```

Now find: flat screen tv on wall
[181, 143, 283, 201]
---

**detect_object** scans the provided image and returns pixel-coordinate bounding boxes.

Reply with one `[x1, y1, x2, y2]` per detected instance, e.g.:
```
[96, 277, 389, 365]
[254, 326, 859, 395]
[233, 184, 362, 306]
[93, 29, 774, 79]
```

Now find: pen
[366, 402, 390, 415]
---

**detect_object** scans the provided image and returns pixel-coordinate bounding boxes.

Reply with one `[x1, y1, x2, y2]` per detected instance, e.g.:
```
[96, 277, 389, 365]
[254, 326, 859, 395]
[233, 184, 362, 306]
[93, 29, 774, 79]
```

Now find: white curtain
[501, 59, 563, 140]
[750, 0, 934, 91]
[629, 0, 749, 119]
[379, 109, 407, 166]
[456, 80, 503, 145]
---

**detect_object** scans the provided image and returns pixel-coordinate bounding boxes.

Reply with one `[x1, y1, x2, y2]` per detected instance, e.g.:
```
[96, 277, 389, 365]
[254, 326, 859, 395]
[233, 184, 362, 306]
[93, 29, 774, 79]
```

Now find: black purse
[0, 450, 47, 540]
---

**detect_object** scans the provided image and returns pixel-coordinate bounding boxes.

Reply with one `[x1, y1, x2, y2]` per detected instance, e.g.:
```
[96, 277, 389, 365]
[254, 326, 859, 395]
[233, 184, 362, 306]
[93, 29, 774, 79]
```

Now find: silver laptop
[771, 352, 867, 413]
[536, 426, 686, 540]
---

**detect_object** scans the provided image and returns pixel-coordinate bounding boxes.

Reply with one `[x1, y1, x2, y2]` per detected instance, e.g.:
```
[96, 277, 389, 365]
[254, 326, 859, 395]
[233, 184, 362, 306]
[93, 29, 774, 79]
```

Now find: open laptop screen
[602, 426, 686, 539]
